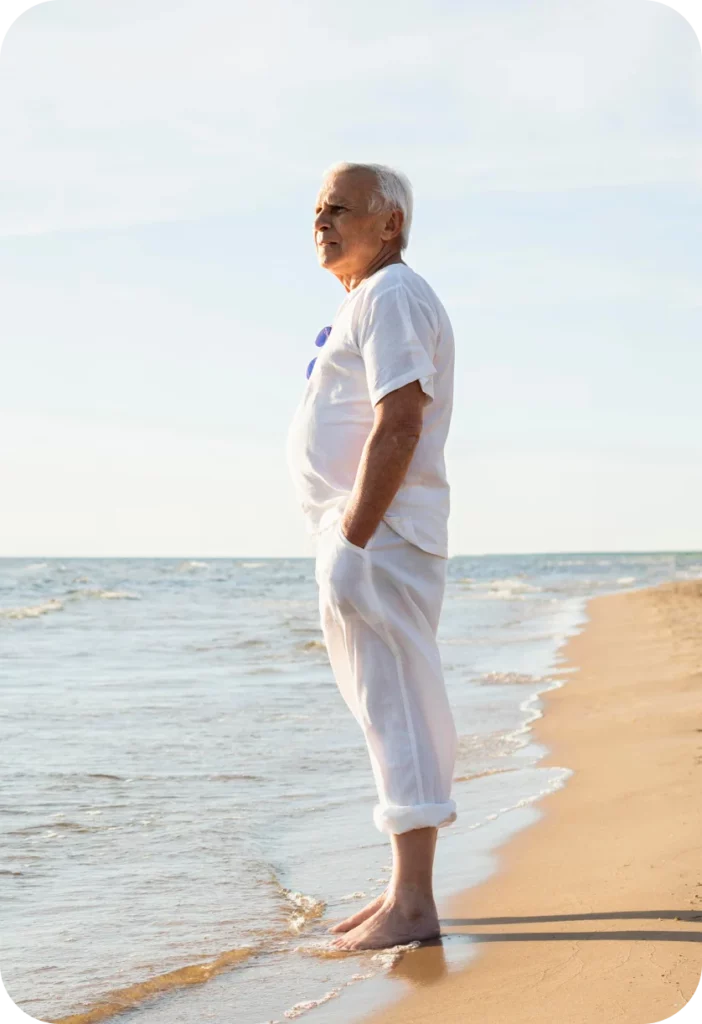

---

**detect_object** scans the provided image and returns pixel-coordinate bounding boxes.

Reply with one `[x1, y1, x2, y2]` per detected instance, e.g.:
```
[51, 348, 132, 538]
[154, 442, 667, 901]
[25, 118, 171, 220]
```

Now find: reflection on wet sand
[385, 938, 449, 989]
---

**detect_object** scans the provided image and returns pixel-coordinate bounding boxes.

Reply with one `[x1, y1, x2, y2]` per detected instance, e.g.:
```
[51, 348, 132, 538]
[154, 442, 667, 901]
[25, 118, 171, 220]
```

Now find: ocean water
[1, 550, 700, 1024]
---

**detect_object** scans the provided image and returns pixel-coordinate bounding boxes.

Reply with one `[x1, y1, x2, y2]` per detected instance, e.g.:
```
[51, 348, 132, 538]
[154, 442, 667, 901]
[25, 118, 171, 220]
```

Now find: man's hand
[340, 379, 427, 548]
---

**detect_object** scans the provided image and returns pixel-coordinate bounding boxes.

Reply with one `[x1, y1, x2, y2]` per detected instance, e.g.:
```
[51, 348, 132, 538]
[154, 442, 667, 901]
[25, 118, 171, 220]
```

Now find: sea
[1, 550, 700, 1024]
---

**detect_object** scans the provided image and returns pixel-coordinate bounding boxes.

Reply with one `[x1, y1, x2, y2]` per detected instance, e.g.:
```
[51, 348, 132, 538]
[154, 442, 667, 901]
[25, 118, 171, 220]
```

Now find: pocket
[334, 519, 370, 557]
[317, 516, 374, 612]
[315, 516, 364, 584]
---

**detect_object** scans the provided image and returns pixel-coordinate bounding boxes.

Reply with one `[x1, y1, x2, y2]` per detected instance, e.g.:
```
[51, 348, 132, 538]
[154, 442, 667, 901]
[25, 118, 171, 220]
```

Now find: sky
[0, 0, 700, 557]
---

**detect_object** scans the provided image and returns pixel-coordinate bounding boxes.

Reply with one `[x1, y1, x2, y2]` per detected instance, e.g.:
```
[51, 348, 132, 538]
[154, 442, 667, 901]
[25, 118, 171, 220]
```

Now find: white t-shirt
[286, 262, 454, 558]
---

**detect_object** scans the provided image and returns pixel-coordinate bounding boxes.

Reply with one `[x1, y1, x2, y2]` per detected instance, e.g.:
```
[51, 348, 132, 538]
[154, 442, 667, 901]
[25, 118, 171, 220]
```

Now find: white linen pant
[315, 510, 458, 836]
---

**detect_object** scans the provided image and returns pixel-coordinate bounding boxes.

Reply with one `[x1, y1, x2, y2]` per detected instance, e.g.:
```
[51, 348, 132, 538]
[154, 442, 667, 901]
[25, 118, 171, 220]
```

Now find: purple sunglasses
[306, 325, 332, 379]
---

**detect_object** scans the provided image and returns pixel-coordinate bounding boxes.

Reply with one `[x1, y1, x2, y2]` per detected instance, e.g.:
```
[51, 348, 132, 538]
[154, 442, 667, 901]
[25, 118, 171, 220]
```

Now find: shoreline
[361, 579, 702, 1024]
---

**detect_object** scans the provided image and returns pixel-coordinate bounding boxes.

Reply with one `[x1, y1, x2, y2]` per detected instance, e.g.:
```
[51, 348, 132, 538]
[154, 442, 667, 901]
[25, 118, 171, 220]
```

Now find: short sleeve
[357, 285, 438, 408]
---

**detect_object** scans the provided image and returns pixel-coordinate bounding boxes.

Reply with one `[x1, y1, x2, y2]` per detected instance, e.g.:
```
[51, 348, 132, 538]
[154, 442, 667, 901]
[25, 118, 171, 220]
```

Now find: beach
[361, 578, 702, 1024]
[2, 561, 701, 1023]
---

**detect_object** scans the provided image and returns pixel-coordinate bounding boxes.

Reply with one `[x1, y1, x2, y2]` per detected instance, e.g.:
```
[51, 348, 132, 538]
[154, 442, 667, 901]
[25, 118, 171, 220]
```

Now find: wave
[458, 578, 543, 599]
[279, 988, 344, 1020]
[66, 588, 140, 601]
[1, 588, 140, 620]
[545, 558, 587, 566]
[479, 671, 543, 686]
[299, 639, 326, 652]
[676, 566, 702, 580]
[484, 578, 543, 597]
[282, 888, 327, 935]
[286, 942, 419, 1021]
[454, 765, 519, 783]
[8, 821, 100, 837]
[470, 766, 574, 828]
[45, 868, 425, 1024]
[10, 770, 267, 786]
[2, 770, 127, 785]
[206, 773, 264, 782]
[50, 946, 257, 1024]
[0, 598, 64, 619]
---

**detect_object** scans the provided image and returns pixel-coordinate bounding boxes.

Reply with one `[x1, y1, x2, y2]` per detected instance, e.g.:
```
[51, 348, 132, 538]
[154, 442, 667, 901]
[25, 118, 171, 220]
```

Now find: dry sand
[362, 579, 702, 1024]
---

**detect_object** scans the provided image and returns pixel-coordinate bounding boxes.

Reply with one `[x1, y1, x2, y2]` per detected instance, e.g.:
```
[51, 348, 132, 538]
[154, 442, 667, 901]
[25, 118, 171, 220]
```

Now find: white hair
[322, 161, 413, 251]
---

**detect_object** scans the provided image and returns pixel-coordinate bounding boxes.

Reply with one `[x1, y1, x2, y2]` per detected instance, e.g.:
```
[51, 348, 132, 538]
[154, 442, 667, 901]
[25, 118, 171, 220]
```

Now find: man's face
[313, 170, 400, 278]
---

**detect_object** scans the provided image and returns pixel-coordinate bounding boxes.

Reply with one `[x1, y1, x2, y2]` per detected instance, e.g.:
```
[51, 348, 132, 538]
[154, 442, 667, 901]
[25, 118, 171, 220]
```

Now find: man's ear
[382, 208, 404, 244]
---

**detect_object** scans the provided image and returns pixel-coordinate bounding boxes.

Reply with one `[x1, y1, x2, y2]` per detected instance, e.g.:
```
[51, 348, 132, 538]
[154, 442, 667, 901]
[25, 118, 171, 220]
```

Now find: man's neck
[338, 250, 405, 293]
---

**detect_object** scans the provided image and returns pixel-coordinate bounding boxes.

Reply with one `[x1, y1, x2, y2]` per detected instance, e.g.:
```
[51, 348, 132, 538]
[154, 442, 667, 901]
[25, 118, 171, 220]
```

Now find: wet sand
[362, 579, 702, 1024]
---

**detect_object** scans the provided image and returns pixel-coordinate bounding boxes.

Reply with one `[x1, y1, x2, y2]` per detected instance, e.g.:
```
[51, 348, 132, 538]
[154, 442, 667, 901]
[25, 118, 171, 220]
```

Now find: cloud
[0, 0, 699, 237]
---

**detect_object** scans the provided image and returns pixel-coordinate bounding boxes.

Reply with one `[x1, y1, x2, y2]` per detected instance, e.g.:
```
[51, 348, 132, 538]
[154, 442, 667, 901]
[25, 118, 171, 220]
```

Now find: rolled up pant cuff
[373, 800, 457, 835]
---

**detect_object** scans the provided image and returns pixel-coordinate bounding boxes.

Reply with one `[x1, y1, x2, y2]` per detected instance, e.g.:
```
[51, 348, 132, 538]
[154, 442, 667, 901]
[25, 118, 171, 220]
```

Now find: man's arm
[340, 379, 427, 548]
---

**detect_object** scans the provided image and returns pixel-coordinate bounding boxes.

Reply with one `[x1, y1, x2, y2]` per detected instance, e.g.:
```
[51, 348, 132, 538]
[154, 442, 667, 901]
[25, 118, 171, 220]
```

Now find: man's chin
[317, 244, 342, 265]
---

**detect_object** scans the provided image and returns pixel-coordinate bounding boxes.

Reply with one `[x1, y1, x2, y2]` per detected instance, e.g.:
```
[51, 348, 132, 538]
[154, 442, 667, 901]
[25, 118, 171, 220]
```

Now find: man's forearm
[340, 424, 420, 548]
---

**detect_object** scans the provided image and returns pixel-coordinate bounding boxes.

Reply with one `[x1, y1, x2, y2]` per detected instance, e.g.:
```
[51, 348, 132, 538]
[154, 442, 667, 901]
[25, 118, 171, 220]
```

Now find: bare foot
[330, 895, 440, 951]
[327, 889, 388, 933]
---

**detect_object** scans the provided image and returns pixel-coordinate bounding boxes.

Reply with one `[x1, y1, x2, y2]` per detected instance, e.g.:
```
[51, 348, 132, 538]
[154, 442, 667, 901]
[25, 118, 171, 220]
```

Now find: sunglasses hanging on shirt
[306, 325, 332, 379]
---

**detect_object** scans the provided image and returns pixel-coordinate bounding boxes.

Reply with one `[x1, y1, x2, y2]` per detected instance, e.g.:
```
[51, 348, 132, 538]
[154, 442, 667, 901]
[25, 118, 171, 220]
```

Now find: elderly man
[286, 161, 457, 951]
